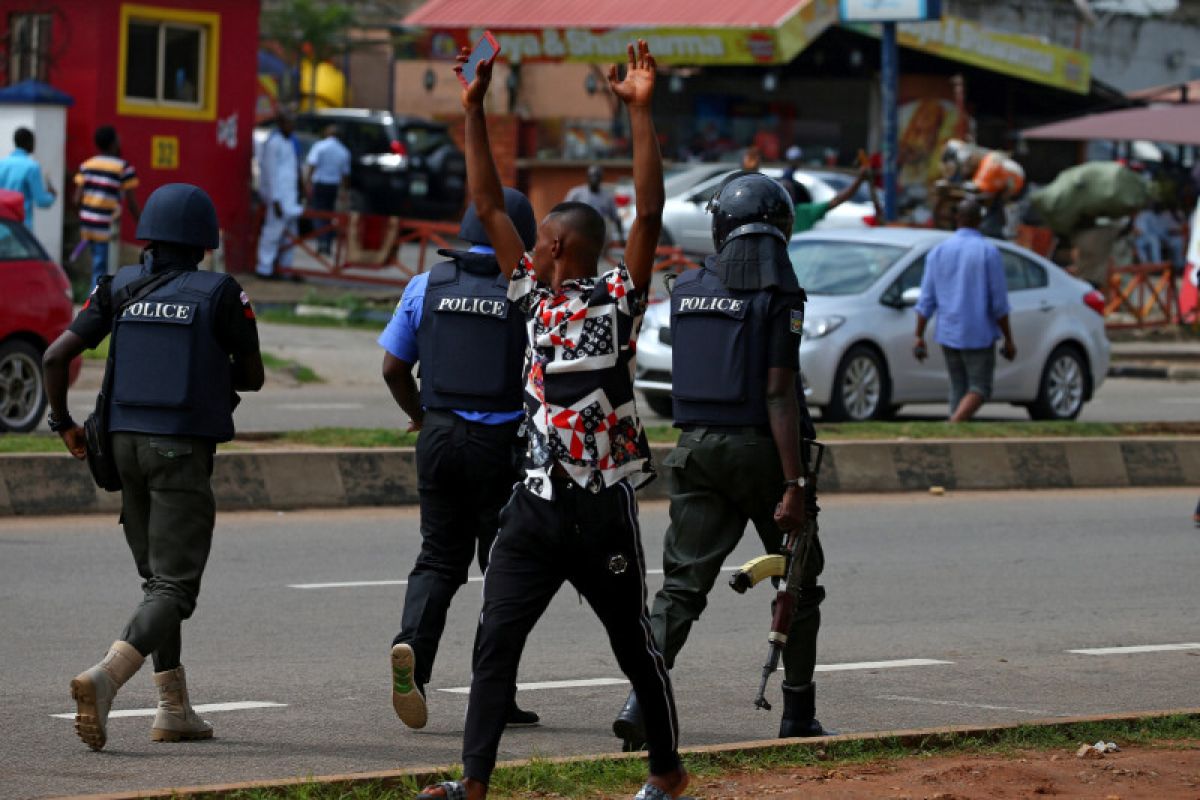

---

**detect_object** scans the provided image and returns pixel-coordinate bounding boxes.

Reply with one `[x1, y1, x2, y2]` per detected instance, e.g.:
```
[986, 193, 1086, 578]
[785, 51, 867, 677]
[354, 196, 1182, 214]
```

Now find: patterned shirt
[75, 155, 138, 242]
[509, 256, 653, 500]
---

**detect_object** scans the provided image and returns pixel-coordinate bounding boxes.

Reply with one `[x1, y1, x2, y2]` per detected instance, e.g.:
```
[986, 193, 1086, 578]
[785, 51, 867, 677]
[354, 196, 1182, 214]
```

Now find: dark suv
[294, 109, 466, 220]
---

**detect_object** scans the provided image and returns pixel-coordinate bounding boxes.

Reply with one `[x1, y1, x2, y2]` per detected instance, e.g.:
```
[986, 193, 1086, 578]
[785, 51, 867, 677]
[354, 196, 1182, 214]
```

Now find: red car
[0, 189, 80, 432]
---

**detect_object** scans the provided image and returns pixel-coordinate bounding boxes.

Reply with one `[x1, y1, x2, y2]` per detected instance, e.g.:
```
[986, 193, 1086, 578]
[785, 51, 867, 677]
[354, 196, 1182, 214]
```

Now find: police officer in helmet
[378, 187, 539, 730]
[612, 171, 832, 745]
[42, 183, 264, 751]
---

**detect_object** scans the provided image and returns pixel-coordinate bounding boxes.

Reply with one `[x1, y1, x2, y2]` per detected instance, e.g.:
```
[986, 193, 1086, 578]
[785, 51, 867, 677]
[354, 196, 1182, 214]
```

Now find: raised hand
[456, 46, 494, 109]
[607, 39, 656, 108]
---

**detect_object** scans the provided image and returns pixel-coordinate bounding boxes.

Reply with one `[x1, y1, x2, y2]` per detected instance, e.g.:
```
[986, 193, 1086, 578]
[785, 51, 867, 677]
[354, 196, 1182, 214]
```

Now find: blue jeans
[89, 241, 110, 290]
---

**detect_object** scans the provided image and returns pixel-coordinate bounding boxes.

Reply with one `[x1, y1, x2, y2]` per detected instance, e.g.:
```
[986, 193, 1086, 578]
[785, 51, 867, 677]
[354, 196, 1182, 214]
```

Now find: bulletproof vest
[670, 267, 777, 427]
[417, 253, 525, 413]
[108, 264, 236, 441]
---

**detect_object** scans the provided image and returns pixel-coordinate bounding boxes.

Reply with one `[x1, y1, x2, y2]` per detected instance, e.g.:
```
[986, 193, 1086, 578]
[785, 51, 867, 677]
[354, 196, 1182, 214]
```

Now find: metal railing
[260, 208, 706, 287]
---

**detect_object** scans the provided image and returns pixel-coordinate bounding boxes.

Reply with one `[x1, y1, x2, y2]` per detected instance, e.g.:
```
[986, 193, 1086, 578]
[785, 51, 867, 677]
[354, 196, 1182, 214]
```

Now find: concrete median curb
[4, 437, 1200, 517]
[50, 707, 1200, 800]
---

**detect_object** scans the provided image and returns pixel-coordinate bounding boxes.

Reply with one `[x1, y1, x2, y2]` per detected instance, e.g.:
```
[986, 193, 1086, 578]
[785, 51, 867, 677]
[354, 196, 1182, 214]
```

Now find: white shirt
[259, 130, 299, 208]
[306, 136, 351, 185]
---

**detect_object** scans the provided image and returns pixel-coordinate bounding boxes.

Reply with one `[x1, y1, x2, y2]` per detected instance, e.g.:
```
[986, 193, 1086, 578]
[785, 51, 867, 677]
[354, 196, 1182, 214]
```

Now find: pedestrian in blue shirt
[914, 198, 1016, 422]
[303, 124, 351, 255]
[0, 128, 56, 229]
[377, 186, 540, 734]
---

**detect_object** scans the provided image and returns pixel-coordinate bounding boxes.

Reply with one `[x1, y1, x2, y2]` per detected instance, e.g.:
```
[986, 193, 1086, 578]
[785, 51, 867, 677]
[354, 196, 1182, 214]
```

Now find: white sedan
[635, 228, 1110, 422]
[619, 167, 875, 255]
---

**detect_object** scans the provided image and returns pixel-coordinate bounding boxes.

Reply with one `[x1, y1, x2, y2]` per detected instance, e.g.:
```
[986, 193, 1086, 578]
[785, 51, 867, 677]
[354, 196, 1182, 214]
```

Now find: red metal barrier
[255, 210, 706, 287]
[1104, 262, 1178, 330]
[259, 208, 461, 286]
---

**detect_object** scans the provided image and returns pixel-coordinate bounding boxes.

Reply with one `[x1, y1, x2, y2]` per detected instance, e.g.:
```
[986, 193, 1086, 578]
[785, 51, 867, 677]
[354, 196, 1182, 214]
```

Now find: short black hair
[13, 128, 33, 151]
[94, 125, 117, 151]
[549, 201, 607, 257]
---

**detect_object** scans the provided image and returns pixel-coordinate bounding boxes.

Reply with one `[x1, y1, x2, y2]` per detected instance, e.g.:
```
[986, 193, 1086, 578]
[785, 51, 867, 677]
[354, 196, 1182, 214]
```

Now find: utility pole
[881, 21, 899, 222]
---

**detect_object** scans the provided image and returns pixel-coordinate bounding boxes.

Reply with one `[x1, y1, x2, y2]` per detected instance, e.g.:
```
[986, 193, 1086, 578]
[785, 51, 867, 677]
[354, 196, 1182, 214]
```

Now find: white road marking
[52, 700, 287, 720]
[1068, 643, 1200, 655]
[289, 566, 739, 590]
[814, 658, 954, 672]
[439, 678, 627, 695]
[275, 402, 363, 410]
[877, 694, 1051, 715]
[439, 659, 953, 694]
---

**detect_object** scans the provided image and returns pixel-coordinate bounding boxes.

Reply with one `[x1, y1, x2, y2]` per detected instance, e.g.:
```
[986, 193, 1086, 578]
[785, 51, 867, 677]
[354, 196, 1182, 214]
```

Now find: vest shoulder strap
[426, 260, 459, 287]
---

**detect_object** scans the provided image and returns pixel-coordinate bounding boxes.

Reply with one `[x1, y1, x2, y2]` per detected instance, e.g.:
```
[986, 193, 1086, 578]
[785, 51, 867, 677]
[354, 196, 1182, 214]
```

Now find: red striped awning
[404, 0, 810, 29]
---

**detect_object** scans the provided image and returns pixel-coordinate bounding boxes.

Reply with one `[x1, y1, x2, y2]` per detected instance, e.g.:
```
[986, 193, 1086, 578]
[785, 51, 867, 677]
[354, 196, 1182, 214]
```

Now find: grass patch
[214, 713, 1200, 799]
[273, 427, 419, 448]
[248, 421, 1199, 450]
[82, 338, 109, 361]
[257, 308, 387, 332]
[5, 421, 1199, 455]
[262, 352, 323, 384]
[0, 434, 67, 453]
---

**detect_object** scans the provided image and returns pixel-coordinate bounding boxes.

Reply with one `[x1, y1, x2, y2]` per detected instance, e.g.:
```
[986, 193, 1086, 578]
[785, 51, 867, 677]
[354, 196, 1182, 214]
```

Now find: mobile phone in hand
[456, 31, 501, 88]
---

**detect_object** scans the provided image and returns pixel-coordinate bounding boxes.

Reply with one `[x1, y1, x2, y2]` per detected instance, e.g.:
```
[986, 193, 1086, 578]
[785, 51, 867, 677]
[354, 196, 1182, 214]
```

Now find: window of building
[117, 4, 219, 120]
[8, 13, 52, 83]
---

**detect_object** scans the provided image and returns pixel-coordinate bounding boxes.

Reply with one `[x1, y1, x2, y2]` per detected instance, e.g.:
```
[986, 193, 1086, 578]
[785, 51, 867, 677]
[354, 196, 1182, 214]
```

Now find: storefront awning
[1023, 103, 1200, 146]
[402, 0, 841, 65]
[846, 16, 1091, 94]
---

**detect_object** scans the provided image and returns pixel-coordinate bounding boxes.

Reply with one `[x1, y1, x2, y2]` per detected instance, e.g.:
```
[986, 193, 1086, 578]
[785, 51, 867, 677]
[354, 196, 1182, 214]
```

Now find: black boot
[506, 700, 540, 728]
[612, 689, 646, 750]
[778, 682, 836, 738]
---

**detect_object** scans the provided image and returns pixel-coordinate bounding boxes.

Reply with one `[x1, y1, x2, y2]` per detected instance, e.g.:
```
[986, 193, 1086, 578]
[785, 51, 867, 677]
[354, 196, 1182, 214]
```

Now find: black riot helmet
[459, 187, 538, 251]
[136, 183, 220, 249]
[707, 171, 795, 252]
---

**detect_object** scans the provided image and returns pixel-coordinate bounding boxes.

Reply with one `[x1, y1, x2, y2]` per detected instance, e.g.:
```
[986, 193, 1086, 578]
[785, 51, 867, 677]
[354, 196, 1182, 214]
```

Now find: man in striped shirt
[74, 126, 140, 289]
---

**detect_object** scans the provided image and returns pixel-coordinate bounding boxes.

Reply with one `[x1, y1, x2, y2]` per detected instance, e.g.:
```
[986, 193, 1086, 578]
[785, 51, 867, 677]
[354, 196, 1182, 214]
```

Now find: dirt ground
[681, 740, 1200, 799]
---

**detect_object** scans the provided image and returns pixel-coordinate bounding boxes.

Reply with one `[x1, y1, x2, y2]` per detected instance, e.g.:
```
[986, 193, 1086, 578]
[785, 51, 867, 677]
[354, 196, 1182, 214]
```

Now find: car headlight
[801, 315, 845, 339]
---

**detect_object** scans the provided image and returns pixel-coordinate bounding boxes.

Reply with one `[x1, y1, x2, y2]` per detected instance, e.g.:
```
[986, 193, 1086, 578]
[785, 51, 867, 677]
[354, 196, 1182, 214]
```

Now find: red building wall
[3, 0, 259, 269]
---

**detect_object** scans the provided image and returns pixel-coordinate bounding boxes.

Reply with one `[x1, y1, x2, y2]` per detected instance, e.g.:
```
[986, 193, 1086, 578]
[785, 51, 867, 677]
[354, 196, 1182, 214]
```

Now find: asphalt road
[48, 322, 1200, 432]
[3, 489, 1197, 798]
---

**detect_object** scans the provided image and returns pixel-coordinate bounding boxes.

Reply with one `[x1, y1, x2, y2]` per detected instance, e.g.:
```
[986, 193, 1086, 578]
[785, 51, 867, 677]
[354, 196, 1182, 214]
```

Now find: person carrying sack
[41, 183, 264, 751]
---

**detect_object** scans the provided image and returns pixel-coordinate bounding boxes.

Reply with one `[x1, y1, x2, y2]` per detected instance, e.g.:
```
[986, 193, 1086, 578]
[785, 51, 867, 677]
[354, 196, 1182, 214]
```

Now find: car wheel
[643, 393, 674, 419]
[826, 345, 890, 422]
[1028, 345, 1087, 421]
[0, 340, 48, 433]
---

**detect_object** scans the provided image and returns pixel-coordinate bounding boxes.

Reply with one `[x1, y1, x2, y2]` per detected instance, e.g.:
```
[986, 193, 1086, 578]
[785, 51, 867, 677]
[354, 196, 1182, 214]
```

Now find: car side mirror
[900, 287, 921, 308]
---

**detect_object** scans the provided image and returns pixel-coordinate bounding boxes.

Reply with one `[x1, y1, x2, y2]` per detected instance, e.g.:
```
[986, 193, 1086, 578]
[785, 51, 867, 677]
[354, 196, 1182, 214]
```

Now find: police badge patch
[790, 309, 804, 335]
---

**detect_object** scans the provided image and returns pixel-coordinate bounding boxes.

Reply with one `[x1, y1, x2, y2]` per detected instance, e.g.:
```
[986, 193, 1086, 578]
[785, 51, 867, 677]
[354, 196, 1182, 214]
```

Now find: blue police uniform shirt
[378, 245, 523, 425]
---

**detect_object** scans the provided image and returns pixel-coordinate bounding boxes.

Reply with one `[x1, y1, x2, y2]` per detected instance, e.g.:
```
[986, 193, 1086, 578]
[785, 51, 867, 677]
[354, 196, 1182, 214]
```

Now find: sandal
[416, 780, 467, 800]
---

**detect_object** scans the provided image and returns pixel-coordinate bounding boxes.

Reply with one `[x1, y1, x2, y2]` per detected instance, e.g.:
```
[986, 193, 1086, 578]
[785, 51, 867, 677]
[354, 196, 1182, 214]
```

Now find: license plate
[409, 177, 428, 196]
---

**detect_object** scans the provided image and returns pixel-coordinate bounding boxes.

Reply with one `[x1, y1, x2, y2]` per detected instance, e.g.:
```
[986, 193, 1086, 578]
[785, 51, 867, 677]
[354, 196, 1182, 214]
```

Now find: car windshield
[789, 240, 906, 295]
[0, 220, 44, 261]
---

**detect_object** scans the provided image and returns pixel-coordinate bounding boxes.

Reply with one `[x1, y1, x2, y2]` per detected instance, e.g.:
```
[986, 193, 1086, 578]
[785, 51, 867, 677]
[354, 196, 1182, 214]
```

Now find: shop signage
[848, 15, 1091, 94]
[839, 0, 942, 22]
[418, 0, 842, 66]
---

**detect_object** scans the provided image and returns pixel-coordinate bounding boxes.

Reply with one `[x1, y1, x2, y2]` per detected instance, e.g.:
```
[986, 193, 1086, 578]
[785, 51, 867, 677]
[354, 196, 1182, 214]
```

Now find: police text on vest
[123, 302, 196, 322]
[435, 297, 507, 317]
[678, 297, 745, 313]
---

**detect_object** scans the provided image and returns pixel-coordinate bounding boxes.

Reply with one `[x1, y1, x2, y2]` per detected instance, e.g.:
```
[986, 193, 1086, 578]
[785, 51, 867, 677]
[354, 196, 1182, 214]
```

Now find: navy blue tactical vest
[108, 265, 236, 441]
[670, 267, 776, 426]
[417, 254, 525, 413]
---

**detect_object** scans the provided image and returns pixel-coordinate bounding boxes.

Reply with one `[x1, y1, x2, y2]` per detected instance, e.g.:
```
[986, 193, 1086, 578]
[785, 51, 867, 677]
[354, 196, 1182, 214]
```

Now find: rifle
[728, 440, 825, 710]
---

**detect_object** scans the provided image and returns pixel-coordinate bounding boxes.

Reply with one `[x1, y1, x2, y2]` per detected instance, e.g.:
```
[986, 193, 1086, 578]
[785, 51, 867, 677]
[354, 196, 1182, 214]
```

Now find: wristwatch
[783, 477, 807, 490]
[47, 412, 76, 433]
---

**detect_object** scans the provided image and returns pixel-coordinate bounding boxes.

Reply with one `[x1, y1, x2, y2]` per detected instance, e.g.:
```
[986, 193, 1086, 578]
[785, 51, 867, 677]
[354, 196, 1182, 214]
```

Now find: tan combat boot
[70, 641, 145, 750]
[151, 665, 213, 742]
